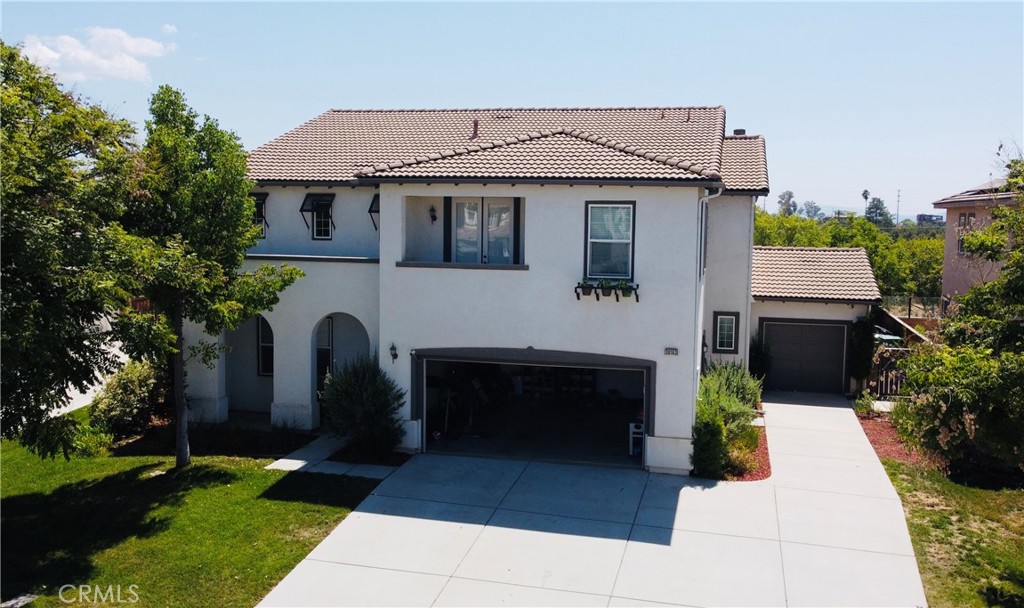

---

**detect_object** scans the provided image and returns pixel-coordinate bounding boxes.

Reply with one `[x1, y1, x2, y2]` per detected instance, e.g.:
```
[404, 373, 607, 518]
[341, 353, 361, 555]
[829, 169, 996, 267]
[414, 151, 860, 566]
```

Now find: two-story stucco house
[932, 178, 1017, 298]
[182, 107, 769, 475]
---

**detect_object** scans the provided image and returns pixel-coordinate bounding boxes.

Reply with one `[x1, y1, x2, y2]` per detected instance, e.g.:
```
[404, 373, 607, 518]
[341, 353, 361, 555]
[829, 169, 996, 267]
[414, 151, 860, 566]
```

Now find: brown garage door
[763, 322, 847, 393]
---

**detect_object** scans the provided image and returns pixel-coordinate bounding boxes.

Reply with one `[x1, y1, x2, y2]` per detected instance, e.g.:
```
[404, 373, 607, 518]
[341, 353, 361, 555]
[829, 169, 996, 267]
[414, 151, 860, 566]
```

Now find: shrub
[849, 316, 876, 383]
[691, 365, 760, 479]
[91, 360, 162, 440]
[895, 343, 1024, 473]
[71, 422, 114, 457]
[321, 354, 406, 461]
[853, 389, 875, 418]
[704, 361, 762, 408]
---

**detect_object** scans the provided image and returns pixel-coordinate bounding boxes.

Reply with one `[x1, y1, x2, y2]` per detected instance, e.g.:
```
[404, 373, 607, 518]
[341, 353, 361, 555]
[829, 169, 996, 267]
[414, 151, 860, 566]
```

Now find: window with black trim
[299, 193, 335, 240]
[257, 316, 274, 376]
[713, 312, 739, 354]
[253, 193, 268, 238]
[586, 202, 635, 279]
[442, 196, 523, 265]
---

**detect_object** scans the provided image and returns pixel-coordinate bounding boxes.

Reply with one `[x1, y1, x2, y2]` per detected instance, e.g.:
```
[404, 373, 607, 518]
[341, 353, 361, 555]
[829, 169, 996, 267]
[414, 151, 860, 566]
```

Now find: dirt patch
[729, 427, 771, 482]
[859, 414, 936, 468]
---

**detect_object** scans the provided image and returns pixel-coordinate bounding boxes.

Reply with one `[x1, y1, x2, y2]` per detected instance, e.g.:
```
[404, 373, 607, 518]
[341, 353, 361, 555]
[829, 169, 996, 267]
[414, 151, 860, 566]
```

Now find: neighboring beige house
[748, 247, 881, 394]
[932, 179, 1017, 298]
[185, 106, 770, 474]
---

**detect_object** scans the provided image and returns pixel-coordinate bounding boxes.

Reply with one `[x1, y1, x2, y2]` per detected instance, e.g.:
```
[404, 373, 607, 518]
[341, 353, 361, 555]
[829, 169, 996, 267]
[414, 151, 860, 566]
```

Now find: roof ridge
[328, 106, 726, 113]
[561, 129, 719, 179]
[725, 134, 764, 140]
[354, 129, 569, 177]
[753, 246, 868, 252]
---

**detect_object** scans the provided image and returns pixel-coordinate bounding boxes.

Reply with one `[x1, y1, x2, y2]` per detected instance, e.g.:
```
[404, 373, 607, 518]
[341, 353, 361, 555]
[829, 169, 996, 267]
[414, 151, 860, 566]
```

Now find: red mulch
[730, 426, 772, 482]
[858, 414, 936, 467]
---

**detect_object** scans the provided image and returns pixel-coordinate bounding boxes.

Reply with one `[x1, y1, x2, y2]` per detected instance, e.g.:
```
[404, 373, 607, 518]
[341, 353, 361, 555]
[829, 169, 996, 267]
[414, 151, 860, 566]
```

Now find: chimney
[471, 119, 479, 140]
[733, 128, 746, 136]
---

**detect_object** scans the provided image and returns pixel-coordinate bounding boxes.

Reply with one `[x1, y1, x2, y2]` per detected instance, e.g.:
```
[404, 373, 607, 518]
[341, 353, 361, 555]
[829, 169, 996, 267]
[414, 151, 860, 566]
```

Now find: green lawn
[884, 460, 1024, 608]
[1, 419, 378, 607]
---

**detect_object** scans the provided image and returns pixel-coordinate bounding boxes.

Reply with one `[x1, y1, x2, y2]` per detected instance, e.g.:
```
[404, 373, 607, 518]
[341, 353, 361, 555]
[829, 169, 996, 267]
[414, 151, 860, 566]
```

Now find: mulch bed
[858, 413, 936, 468]
[729, 426, 772, 482]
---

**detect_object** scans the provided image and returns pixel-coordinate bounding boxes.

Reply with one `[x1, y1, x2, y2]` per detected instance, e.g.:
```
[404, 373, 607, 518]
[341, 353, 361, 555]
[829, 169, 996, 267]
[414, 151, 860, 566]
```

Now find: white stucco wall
[251, 186, 380, 258]
[703, 196, 755, 367]
[377, 183, 705, 473]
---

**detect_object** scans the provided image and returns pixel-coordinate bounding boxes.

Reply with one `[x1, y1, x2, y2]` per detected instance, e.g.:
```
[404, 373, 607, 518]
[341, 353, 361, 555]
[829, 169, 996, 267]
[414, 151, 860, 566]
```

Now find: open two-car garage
[760, 320, 848, 394]
[410, 348, 653, 467]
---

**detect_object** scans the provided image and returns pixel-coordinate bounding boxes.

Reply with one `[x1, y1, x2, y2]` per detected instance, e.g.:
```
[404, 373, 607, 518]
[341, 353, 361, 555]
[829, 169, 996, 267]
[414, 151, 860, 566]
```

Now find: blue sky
[3, 2, 1022, 218]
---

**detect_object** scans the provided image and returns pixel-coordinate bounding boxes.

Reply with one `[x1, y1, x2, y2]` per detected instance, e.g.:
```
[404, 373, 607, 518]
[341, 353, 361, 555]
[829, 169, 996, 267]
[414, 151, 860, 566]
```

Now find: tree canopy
[0, 41, 142, 456]
[865, 196, 895, 229]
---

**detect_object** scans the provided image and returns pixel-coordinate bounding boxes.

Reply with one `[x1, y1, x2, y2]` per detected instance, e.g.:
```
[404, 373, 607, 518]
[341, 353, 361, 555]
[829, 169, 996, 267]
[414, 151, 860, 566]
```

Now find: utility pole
[896, 189, 901, 225]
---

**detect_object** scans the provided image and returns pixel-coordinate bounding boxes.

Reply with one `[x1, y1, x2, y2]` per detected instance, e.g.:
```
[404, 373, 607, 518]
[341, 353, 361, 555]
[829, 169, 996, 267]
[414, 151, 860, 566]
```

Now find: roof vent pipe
[733, 128, 746, 136]
[471, 119, 479, 140]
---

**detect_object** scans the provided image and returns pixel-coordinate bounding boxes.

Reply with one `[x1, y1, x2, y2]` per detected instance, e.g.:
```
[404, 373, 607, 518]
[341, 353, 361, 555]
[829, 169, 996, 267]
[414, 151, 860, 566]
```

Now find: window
[257, 316, 274, 376]
[957, 211, 976, 254]
[299, 193, 336, 240]
[586, 202, 635, 279]
[253, 193, 268, 238]
[445, 197, 521, 264]
[713, 312, 739, 354]
[315, 317, 333, 394]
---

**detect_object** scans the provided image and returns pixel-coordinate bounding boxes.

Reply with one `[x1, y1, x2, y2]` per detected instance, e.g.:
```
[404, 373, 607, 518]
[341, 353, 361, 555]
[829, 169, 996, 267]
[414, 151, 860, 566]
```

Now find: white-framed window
[586, 202, 634, 279]
[253, 193, 268, 238]
[713, 312, 740, 354]
[257, 316, 274, 376]
[957, 211, 976, 254]
[300, 193, 335, 240]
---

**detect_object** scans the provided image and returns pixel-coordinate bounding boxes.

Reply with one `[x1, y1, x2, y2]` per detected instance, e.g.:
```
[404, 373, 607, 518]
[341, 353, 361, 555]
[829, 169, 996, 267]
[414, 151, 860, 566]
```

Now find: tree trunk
[172, 299, 190, 468]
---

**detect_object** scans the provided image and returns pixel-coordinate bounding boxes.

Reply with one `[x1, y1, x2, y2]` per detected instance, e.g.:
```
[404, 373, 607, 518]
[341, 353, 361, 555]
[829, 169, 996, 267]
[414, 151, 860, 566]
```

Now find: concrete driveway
[260, 392, 927, 607]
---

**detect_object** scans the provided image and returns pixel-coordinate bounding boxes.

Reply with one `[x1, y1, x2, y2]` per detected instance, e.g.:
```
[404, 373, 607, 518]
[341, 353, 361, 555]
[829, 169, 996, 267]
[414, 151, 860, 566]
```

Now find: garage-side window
[257, 316, 274, 376]
[713, 312, 739, 354]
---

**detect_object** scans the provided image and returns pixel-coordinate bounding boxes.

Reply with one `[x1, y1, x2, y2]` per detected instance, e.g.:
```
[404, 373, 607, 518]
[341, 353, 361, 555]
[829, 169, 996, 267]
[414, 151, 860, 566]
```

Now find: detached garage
[749, 247, 882, 395]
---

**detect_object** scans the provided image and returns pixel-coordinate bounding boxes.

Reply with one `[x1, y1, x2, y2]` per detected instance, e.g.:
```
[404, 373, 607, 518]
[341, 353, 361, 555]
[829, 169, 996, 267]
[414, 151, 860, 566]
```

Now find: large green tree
[120, 86, 302, 467]
[0, 41, 140, 456]
[864, 196, 895, 229]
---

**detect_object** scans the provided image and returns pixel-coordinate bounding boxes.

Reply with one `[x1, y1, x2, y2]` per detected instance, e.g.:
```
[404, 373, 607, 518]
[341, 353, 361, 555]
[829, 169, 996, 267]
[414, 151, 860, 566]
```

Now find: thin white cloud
[21, 27, 176, 84]
[162, 24, 177, 35]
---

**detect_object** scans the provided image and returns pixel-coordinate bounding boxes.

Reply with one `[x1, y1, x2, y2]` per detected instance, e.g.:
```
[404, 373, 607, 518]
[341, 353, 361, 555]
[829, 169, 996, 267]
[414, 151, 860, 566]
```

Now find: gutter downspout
[691, 186, 723, 437]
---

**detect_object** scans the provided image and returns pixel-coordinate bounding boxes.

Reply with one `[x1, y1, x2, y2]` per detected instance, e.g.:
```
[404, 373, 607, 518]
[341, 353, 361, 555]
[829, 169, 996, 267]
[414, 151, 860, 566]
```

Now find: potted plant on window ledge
[575, 277, 595, 300]
[597, 279, 615, 298]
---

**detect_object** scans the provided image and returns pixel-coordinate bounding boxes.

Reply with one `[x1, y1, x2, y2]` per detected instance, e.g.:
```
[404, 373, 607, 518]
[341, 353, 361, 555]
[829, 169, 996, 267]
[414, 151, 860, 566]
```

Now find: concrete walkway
[266, 435, 398, 480]
[259, 392, 927, 607]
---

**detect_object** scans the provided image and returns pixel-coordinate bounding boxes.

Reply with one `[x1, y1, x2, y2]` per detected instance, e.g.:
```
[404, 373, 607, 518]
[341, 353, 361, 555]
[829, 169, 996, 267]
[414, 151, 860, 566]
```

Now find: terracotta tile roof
[752, 247, 881, 303]
[721, 135, 769, 191]
[247, 107, 768, 190]
[932, 178, 1018, 208]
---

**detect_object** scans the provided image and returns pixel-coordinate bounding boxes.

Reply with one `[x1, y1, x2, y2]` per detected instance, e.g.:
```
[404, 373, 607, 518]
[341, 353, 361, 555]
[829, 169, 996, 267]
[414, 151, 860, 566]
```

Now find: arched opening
[225, 314, 275, 415]
[310, 312, 371, 404]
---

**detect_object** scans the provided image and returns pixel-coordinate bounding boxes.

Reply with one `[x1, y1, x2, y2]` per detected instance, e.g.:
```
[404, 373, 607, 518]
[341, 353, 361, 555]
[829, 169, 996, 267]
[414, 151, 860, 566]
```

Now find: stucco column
[268, 316, 317, 430]
[182, 321, 229, 423]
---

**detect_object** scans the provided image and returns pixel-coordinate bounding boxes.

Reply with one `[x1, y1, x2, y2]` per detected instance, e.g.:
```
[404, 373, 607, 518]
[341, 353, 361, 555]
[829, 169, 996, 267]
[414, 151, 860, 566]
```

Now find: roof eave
[753, 295, 882, 305]
[357, 176, 726, 188]
[722, 188, 770, 197]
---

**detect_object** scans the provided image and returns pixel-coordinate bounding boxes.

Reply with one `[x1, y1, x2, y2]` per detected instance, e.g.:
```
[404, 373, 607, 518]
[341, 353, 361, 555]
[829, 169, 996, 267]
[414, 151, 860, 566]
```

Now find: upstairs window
[443, 196, 522, 265]
[300, 193, 336, 240]
[957, 211, 976, 254]
[713, 312, 739, 354]
[253, 193, 268, 238]
[586, 202, 635, 279]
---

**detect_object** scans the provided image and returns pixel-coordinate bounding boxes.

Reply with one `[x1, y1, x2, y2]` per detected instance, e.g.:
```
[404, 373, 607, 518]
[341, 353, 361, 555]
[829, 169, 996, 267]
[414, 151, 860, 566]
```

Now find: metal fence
[882, 295, 944, 319]
[870, 347, 910, 399]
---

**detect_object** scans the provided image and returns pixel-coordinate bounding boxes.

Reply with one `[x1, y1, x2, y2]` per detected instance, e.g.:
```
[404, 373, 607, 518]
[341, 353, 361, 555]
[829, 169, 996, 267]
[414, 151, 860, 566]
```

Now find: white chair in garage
[628, 422, 644, 456]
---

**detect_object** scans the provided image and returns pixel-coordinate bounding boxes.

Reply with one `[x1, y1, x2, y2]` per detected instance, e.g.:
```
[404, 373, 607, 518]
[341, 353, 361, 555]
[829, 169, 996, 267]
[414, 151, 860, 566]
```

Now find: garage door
[762, 322, 847, 393]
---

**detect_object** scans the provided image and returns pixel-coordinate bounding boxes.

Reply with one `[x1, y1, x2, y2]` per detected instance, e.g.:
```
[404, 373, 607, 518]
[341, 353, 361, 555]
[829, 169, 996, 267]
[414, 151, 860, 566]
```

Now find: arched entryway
[310, 312, 371, 403]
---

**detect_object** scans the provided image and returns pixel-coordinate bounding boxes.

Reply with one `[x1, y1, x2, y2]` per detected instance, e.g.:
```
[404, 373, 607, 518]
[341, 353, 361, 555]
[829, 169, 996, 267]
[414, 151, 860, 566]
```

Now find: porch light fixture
[429, 205, 437, 224]
[368, 193, 380, 231]
[389, 343, 398, 362]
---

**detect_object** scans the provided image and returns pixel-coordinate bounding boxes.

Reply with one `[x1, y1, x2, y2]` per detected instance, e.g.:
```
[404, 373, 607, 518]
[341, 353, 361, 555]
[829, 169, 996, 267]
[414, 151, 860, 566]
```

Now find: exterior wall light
[389, 343, 398, 362]
[429, 205, 437, 224]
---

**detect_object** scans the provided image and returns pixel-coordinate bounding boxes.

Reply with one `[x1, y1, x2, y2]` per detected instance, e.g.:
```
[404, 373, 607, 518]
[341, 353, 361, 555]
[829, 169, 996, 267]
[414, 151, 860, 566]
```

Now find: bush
[894, 343, 1024, 473]
[853, 389, 875, 418]
[691, 364, 760, 479]
[91, 360, 162, 440]
[71, 422, 113, 457]
[321, 354, 406, 461]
